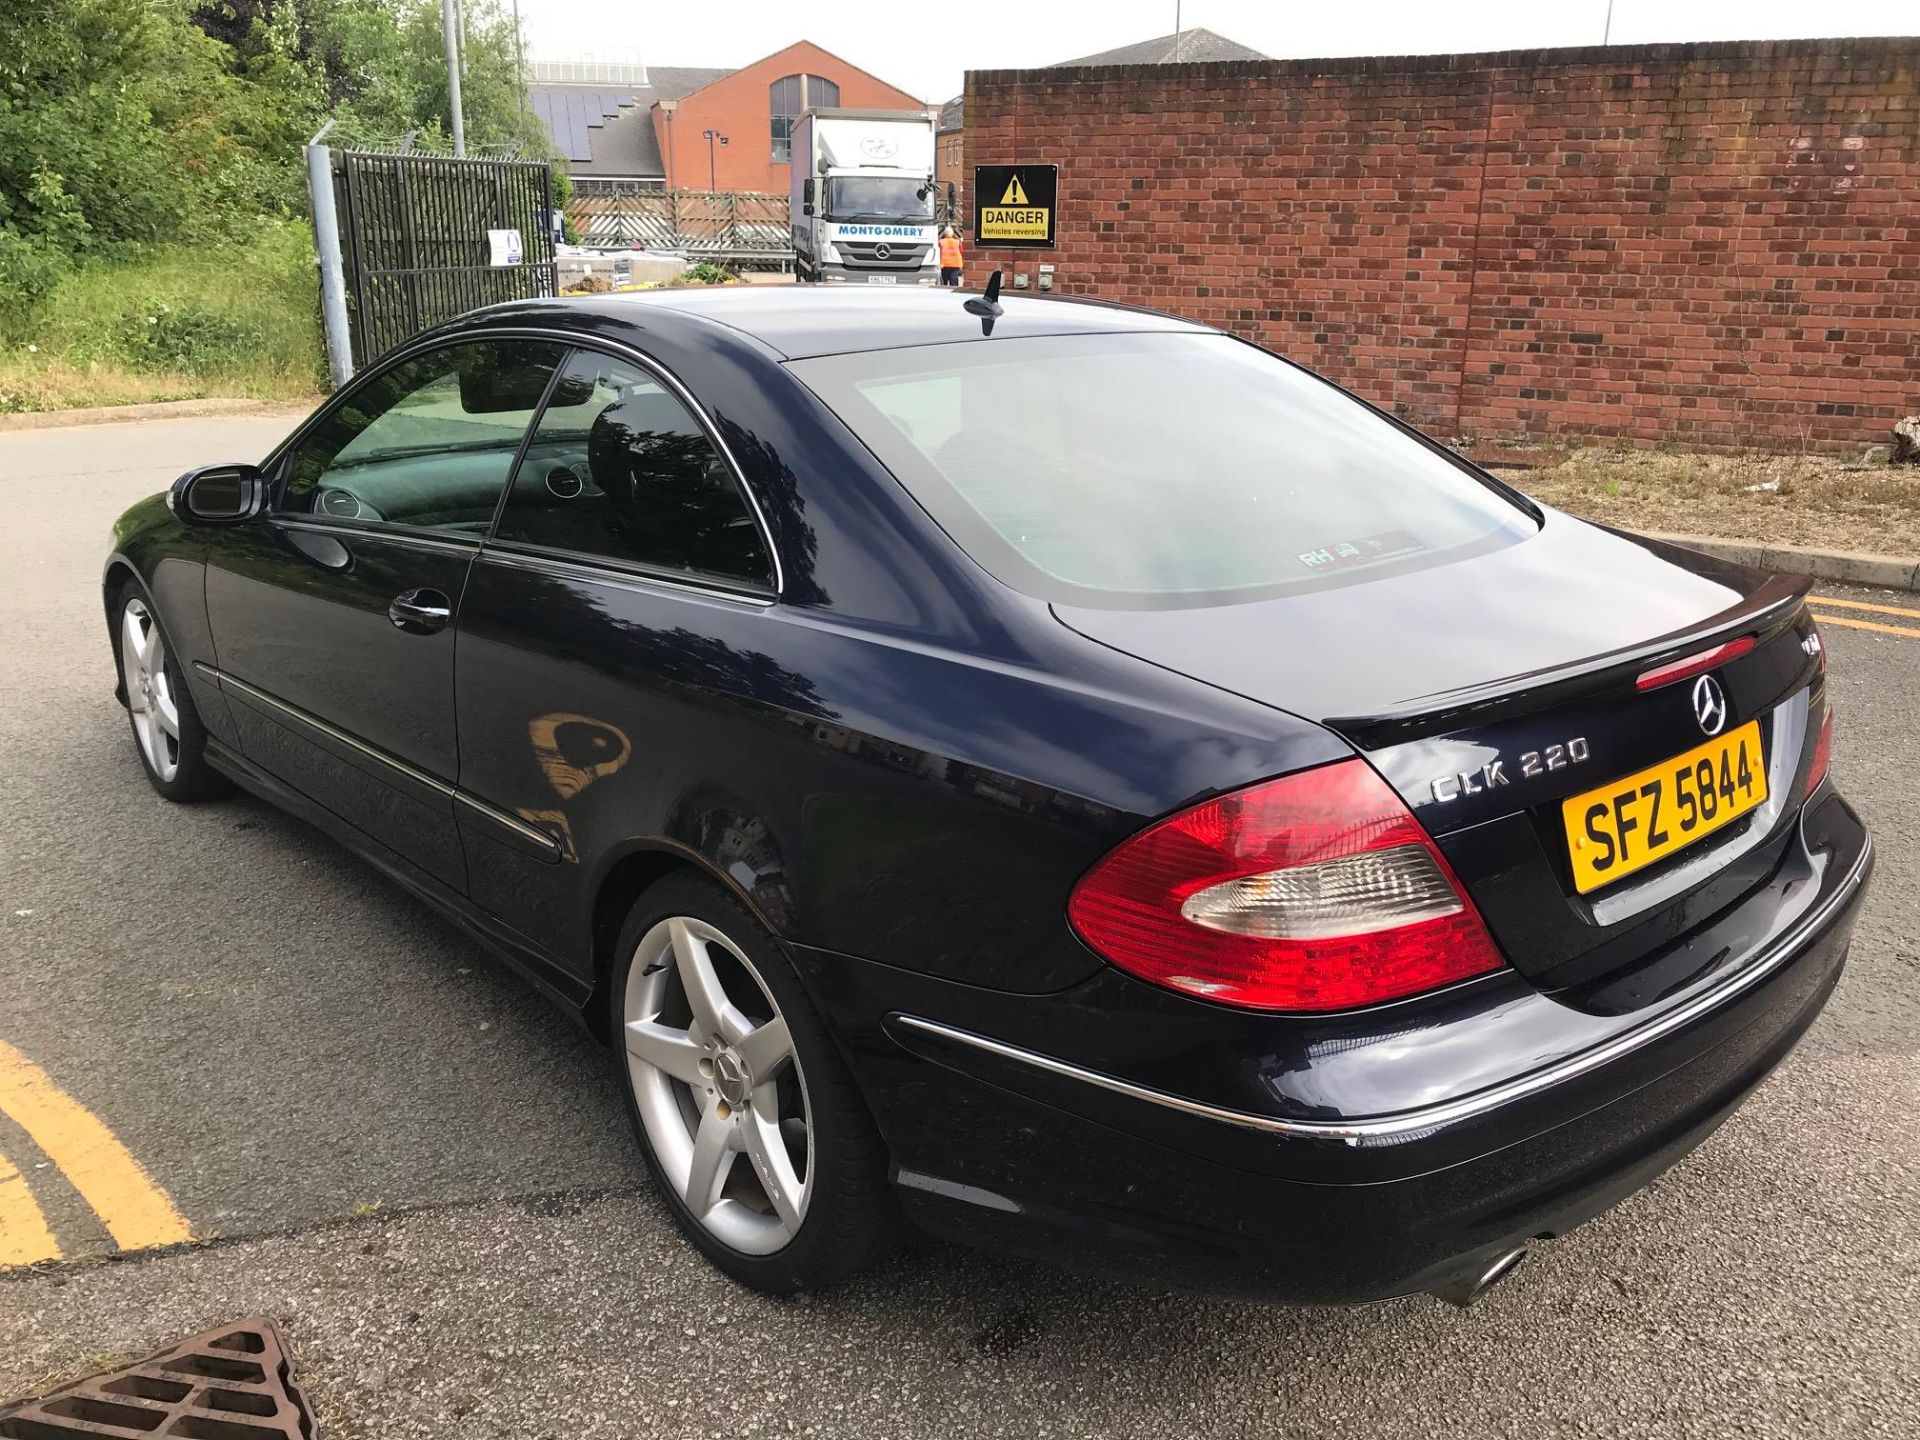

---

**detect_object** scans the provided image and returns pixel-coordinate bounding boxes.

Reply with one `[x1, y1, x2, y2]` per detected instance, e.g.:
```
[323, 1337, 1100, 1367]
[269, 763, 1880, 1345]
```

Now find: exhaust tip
[1428, 1246, 1528, 1309]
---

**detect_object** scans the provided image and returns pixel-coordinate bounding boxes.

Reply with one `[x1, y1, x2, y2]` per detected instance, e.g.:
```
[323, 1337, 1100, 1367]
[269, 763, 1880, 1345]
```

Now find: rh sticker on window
[1297, 529, 1425, 571]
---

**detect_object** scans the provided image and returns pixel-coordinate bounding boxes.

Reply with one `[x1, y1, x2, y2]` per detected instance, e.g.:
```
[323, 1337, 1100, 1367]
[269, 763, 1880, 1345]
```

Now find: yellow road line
[1810, 594, 1920, 621]
[1807, 610, 1920, 640]
[0, 1145, 62, 1267]
[0, 1041, 189, 1251]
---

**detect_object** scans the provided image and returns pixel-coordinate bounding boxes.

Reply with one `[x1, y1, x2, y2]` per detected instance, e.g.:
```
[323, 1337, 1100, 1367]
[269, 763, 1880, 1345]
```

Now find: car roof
[530, 285, 1212, 360]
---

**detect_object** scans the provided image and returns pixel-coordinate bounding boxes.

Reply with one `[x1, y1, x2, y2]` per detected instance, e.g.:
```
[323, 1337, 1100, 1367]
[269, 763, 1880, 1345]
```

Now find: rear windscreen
[789, 332, 1537, 609]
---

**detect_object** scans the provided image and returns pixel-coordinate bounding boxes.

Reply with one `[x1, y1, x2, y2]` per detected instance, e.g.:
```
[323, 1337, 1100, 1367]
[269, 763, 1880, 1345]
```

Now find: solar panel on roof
[568, 93, 590, 158]
[527, 87, 640, 163]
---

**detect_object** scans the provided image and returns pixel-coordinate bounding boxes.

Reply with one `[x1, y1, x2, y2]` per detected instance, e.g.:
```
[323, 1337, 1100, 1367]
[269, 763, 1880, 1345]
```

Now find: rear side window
[496, 350, 773, 589]
[789, 333, 1536, 609]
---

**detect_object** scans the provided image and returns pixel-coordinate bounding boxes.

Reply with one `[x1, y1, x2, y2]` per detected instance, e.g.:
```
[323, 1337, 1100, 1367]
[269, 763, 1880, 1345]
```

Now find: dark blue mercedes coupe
[105, 284, 1870, 1306]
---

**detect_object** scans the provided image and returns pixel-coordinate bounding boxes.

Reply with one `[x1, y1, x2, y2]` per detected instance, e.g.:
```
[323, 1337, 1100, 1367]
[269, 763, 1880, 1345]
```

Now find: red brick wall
[658, 41, 926, 195]
[965, 39, 1920, 449]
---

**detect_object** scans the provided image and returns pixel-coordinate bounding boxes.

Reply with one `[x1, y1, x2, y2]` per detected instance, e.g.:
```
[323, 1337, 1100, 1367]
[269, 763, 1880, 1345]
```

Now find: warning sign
[974, 163, 1057, 248]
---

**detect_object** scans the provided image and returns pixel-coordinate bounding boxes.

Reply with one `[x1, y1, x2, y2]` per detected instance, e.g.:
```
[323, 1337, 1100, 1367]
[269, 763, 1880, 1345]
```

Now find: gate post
[304, 124, 355, 389]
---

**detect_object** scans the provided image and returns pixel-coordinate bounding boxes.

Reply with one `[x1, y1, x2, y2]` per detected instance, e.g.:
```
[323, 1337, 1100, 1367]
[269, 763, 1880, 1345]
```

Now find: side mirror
[169, 463, 267, 525]
[801, 179, 814, 217]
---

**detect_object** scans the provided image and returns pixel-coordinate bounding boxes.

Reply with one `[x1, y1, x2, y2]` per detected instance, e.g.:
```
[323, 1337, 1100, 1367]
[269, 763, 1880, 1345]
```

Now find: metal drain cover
[1, 1316, 313, 1438]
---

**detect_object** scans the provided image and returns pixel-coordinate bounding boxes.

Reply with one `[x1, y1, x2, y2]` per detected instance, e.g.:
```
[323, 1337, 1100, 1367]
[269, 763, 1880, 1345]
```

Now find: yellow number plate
[1561, 721, 1766, 895]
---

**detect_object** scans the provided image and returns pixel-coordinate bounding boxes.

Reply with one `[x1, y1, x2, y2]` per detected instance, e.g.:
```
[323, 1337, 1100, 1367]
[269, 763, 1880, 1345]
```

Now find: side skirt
[205, 738, 598, 1025]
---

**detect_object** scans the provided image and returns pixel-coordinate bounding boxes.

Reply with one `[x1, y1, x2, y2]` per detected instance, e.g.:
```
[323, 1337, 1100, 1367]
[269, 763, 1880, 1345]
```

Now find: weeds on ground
[1503, 444, 1920, 555]
[0, 221, 324, 413]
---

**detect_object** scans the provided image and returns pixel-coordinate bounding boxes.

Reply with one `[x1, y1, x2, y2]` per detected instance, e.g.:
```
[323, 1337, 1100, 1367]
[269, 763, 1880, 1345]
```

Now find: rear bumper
[795, 795, 1870, 1304]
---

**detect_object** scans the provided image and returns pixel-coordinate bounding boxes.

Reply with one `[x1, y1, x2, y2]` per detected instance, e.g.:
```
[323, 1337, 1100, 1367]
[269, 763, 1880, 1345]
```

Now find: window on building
[770, 74, 841, 162]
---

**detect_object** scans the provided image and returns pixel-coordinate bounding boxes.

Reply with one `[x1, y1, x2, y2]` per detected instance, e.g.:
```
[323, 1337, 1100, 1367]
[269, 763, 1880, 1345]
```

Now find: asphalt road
[2, 414, 1916, 1438]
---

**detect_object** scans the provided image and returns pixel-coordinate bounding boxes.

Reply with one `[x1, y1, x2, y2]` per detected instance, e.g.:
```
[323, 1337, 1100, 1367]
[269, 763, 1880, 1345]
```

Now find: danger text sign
[974, 164, 1058, 248]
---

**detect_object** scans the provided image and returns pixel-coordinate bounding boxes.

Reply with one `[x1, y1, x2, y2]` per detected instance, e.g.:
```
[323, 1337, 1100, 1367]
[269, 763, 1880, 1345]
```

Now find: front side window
[495, 349, 773, 589]
[281, 341, 564, 532]
[789, 333, 1536, 609]
[770, 74, 840, 161]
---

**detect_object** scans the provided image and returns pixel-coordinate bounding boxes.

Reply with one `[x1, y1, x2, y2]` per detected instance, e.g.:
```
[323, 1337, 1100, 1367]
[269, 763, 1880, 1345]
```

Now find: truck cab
[791, 108, 944, 286]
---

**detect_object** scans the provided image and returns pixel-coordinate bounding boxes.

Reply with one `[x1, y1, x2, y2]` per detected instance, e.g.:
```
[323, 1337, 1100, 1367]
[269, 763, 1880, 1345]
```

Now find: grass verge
[1491, 446, 1920, 557]
[0, 222, 324, 413]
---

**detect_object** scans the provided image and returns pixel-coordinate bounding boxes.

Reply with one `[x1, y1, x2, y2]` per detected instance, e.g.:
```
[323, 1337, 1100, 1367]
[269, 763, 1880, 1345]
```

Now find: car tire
[113, 580, 231, 803]
[610, 871, 902, 1293]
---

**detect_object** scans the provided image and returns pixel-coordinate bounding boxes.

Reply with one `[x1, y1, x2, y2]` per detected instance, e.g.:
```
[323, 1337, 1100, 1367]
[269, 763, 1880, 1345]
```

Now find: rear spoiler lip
[1327, 570, 1812, 748]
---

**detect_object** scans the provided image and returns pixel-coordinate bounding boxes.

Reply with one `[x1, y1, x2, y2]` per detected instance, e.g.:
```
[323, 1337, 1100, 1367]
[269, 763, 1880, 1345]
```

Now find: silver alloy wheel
[121, 598, 181, 783]
[622, 915, 812, 1254]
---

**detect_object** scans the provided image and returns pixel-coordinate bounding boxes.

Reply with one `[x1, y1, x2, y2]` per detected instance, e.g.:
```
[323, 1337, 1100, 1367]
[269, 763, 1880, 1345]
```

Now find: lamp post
[702, 129, 728, 191]
[441, 0, 466, 156]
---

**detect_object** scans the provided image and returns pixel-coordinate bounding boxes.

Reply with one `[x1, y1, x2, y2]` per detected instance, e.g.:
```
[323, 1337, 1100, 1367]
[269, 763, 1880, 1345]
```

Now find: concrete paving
[1646, 530, 1920, 593]
[2, 414, 1916, 1437]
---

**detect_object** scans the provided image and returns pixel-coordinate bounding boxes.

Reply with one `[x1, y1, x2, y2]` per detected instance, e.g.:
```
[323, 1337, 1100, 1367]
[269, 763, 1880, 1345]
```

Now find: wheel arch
[103, 559, 139, 700]
[583, 838, 793, 1045]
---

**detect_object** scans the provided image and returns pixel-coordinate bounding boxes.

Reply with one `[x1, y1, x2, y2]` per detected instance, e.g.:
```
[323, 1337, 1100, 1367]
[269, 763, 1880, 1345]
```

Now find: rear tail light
[1067, 760, 1507, 1013]
[1804, 619, 1831, 793]
[1806, 705, 1834, 794]
[1635, 635, 1756, 692]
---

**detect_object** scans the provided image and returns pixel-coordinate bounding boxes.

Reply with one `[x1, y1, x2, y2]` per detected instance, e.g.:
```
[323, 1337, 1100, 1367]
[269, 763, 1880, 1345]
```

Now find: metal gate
[330, 150, 559, 368]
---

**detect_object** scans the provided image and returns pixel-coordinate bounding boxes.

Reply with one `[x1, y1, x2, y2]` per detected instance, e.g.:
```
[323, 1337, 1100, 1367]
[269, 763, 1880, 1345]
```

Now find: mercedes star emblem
[1692, 674, 1729, 736]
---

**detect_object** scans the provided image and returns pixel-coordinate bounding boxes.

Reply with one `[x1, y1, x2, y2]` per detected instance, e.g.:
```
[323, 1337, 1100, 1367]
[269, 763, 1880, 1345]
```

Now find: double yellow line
[0, 1040, 189, 1268]
[1809, 593, 1920, 639]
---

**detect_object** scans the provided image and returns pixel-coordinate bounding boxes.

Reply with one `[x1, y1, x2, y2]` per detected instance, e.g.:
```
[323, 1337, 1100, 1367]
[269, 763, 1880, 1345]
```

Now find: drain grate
[1, 1317, 313, 1439]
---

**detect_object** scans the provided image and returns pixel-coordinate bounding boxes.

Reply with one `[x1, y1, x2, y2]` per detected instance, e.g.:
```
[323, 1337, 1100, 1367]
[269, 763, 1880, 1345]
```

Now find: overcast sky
[514, 0, 1918, 103]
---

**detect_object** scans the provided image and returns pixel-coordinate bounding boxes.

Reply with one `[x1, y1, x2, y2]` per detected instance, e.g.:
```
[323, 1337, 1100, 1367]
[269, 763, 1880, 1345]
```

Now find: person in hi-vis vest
[938, 227, 964, 287]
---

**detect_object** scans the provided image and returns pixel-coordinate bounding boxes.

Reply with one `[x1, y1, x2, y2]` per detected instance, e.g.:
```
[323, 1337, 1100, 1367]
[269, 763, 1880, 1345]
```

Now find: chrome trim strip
[270, 517, 482, 556]
[195, 663, 563, 860]
[478, 544, 775, 609]
[209, 668, 454, 796]
[894, 836, 1870, 1146]
[452, 790, 567, 857]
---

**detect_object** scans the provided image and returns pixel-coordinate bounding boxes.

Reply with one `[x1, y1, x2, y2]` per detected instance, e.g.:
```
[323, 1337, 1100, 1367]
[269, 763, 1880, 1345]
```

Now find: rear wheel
[115, 583, 229, 802]
[611, 873, 900, 1292]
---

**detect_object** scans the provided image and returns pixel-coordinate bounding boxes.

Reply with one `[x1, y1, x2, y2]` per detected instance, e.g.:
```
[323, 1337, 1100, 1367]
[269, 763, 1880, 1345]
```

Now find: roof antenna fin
[963, 269, 1004, 336]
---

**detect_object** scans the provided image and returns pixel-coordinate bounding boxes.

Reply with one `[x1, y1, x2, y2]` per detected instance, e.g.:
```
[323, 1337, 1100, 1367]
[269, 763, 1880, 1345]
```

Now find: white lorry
[789, 109, 949, 285]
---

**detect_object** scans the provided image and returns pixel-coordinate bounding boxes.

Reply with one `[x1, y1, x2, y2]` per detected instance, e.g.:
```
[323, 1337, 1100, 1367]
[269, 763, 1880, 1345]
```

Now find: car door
[204, 337, 567, 890]
[451, 345, 781, 980]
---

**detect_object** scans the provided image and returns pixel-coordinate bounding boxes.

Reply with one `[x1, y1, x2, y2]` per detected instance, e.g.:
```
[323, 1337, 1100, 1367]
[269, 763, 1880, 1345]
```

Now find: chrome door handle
[388, 588, 452, 634]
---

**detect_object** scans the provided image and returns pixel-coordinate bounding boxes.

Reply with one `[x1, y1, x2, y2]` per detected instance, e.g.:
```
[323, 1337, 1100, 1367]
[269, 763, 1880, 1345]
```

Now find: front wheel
[114, 582, 230, 802]
[611, 873, 900, 1292]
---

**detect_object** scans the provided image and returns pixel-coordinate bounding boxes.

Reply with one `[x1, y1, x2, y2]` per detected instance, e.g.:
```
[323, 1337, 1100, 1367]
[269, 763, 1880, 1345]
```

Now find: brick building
[529, 59, 729, 188]
[531, 42, 928, 194]
[964, 38, 1920, 449]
